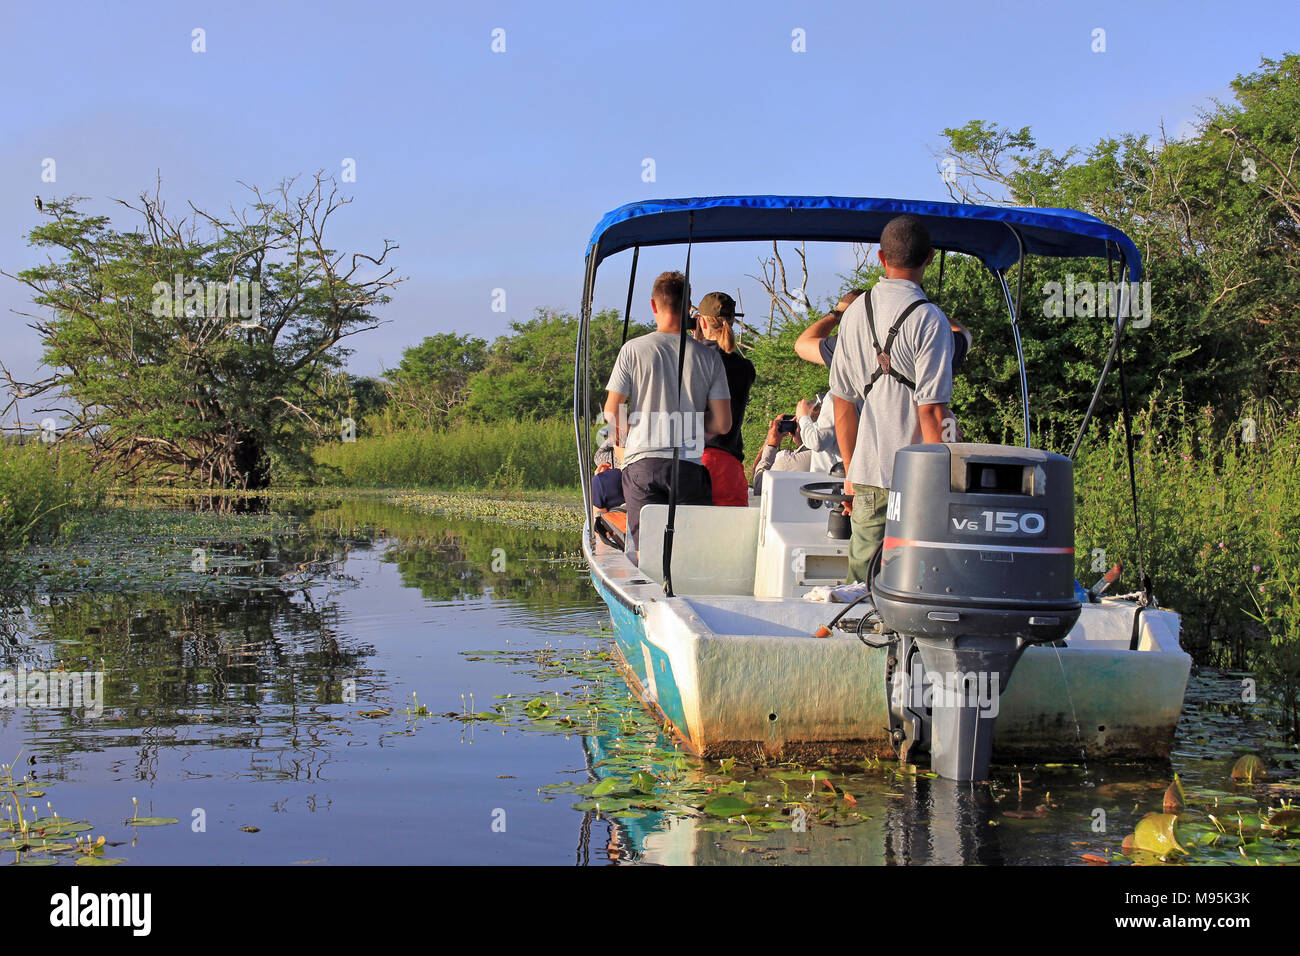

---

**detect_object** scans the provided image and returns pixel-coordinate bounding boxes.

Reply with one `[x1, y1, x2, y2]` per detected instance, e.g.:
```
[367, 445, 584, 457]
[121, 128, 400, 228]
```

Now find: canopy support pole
[993, 226, 1032, 447]
[621, 246, 639, 345]
[994, 267, 1031, 447]
[1069, 242, 1125, 460]
[1108, 262, 1154, 616]
[575, 249, 598, 548]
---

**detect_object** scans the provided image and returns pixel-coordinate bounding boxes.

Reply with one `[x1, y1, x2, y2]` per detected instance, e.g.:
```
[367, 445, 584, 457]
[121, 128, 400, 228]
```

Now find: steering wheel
[799, 481, 853, 505]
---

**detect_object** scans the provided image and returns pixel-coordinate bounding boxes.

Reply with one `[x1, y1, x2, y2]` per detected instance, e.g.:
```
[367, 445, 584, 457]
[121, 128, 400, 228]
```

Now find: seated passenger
[751, 390, 849, 492]
[693, 292, 755, 507]
[591, 433, 624, 513]
[793, 392, 839, 474]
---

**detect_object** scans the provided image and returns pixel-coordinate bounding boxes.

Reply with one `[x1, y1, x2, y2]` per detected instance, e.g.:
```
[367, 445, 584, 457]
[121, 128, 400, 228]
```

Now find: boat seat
[594, 509, 627, 550]
[636, 504, 760, 595]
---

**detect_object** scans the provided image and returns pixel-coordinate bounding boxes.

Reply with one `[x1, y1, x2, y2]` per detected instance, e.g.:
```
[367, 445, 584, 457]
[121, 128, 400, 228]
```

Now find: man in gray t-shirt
[604, 270, 732, 548]
[829, 215, 956, 582]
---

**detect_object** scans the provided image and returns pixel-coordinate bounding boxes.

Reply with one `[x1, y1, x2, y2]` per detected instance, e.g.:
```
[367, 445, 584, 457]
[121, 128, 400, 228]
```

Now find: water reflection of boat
[577, 717, 1006, 866]
[574, 197, 1192, 781]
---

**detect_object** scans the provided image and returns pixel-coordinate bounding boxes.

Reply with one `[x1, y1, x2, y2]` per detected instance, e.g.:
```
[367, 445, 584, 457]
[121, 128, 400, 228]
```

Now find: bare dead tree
[747, 241, 811, 333]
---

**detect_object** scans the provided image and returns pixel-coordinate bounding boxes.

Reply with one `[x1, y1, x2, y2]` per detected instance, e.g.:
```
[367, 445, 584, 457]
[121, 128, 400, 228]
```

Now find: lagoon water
[0, 497, 1284, 865]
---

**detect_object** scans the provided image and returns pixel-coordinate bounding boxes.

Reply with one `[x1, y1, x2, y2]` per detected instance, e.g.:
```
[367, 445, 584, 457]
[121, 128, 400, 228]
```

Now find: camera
[777, 414, 798, 435]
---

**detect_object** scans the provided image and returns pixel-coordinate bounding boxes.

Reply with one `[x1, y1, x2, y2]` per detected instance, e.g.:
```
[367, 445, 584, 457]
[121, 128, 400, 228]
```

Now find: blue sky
[0, 0, 1292, 402]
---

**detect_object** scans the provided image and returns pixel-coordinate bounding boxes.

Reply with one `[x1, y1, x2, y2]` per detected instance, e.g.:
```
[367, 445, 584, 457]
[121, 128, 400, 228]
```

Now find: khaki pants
[847, 484, 888, 583]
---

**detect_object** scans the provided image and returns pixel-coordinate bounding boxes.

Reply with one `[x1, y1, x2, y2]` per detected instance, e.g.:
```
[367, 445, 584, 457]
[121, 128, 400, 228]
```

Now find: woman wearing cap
[693, 292, 756, 507]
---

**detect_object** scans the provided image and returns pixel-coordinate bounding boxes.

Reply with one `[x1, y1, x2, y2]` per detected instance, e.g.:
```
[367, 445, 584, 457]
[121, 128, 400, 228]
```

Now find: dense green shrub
[0, 441, 106, 551]
[1073, 401, 1300, 727]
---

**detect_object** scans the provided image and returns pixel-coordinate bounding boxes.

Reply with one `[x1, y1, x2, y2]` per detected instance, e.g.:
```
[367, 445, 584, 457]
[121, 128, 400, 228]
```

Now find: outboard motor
[872, 443, 1080, 782]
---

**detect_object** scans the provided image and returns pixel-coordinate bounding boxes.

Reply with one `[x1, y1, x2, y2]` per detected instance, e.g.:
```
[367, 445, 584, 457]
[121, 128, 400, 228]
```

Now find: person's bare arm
[704, 397, 732, 437]
[604, 393, 627, 444]
[917, 403, 951, 444]
[752, 417, 783, 475]
[833, 395, 860, 514]
[795, 313, 841, 366]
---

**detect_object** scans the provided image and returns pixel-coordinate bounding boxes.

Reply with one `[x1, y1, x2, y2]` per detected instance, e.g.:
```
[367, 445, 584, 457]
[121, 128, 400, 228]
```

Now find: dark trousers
[621, 457, 712, 549]
[592, 468, 625, 510]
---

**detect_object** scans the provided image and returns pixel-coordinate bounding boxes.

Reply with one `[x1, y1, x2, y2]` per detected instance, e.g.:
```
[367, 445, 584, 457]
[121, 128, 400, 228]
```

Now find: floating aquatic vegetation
[1, 757, 119, 867]
[125, 796, 179, 828]
[0, 504, 337, 597]
[1109, 760, 1300, 865]
[384, 490, 583, 533]
[1163, 774, 1185, 813]
[458, 641, 881, 849]
[1231, 753, 1267, 782]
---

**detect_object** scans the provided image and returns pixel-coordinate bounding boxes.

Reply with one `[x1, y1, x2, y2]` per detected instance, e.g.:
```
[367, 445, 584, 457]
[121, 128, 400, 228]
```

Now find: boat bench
[636, 504, 760, 595]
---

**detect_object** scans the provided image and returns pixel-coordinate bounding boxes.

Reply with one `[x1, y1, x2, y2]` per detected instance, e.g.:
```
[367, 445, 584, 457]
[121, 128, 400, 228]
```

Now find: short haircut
[880, 215, 932, 270]
[652, 270, 686, 315]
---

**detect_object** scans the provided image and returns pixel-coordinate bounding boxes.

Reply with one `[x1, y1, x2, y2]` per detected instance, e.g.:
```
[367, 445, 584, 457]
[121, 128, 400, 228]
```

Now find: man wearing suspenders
[829, 215, 957, 584]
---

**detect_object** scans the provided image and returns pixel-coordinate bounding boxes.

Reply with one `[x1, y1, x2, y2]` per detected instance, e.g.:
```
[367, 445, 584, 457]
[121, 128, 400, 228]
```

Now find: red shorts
[702, 447, 749, 507]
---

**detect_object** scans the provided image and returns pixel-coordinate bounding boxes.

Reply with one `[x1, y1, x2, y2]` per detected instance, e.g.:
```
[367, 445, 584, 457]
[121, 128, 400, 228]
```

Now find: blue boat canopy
[587, 195, 1142, 281]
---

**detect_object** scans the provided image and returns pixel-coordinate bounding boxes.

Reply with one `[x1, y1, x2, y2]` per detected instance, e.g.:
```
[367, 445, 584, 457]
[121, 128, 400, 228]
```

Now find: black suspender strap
[864, 291, 929, 394]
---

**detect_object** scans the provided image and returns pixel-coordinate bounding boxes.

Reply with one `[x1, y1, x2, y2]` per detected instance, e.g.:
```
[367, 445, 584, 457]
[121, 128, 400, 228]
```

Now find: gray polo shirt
[828, 278, 953, 489]
[606, 331, 730, 466]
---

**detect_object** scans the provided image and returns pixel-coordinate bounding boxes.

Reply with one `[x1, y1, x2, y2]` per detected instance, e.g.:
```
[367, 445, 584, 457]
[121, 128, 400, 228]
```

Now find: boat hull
[589, 544, 1191, 764]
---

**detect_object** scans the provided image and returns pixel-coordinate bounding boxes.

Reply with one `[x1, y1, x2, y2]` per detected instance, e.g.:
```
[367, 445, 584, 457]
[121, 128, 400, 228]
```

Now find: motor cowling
[871, 443, 1081, 782]
[872, 442, 1080, 643]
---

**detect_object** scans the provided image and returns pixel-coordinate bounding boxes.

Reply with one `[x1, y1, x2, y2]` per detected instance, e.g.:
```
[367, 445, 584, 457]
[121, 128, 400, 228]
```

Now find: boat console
[631, 469, 852, 598]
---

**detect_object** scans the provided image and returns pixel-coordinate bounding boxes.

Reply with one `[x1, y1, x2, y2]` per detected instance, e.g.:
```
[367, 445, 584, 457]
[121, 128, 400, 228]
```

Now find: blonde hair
[700, 313, 735, 353]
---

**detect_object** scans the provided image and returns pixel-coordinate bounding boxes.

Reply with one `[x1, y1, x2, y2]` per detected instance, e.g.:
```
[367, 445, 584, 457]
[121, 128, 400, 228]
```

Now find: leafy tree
[345, 375, 389, 429]
[2, 175, 400, 488]
[373, 332, 488, 430]
[934, 54, 1300, 431]
[464, 308, 649, 422]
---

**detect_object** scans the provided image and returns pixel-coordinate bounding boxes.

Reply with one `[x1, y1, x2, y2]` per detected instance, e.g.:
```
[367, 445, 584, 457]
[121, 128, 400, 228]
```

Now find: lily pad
[1163, 778, 1184, 813]
[1266, 809, 1300, 833]
[1131, 813, 1186, 856]
[696, 820, 745, 832]
[26, 818, 93, 836]
[703, 795, 753, 817]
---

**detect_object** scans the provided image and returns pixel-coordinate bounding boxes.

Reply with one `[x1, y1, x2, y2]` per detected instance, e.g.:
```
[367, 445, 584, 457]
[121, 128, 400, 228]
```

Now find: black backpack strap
[864, 294, 929, 394]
